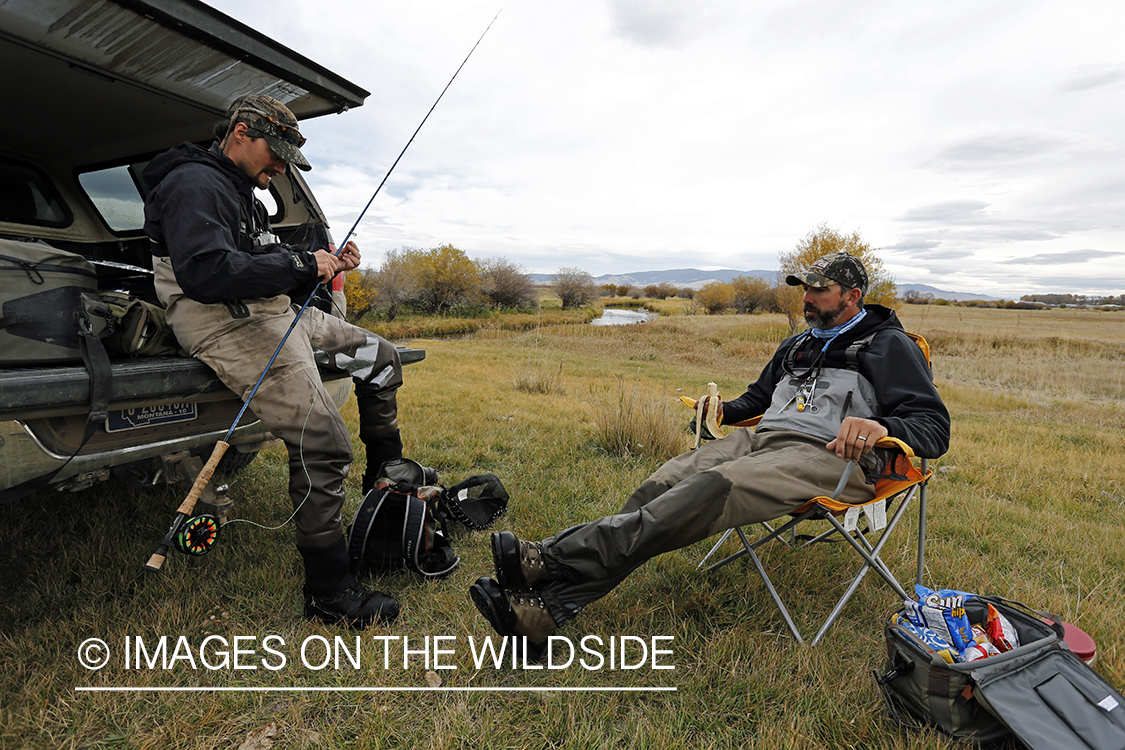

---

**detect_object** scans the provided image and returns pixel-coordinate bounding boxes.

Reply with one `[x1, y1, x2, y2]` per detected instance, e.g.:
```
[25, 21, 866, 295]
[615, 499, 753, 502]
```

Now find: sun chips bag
[903, 584, 978, 656]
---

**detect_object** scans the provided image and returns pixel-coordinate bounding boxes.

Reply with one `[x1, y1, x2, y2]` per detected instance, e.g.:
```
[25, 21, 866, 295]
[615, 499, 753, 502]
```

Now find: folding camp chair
[683, 332, 935, 645]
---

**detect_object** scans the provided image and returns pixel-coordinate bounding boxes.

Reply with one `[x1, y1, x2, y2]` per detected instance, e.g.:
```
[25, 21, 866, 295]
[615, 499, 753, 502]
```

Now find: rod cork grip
[175, 440, 230, 516]
[144, 551, 167, 572]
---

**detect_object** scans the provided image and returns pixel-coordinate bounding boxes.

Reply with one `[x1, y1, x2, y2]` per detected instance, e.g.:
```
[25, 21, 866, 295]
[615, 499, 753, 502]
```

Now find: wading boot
[491, 531, 550, 589]
[469, 576, 558, 644]
[304, 583, 400, 627]
[300, 539, 399, 627]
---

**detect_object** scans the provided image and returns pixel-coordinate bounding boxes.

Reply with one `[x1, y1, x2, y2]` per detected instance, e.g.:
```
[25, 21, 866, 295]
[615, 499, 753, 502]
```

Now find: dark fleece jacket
[142, 142, 317, 304]
[720, 304, 951, 459]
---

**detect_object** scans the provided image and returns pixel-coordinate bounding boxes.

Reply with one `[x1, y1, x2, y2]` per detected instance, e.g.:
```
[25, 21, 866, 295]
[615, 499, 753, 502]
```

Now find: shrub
[731, 275, 772, 314]
[696, 281, 735, 314]
[480, 256, 537, 309]
[554, 267, 597, 309]
[412, 243, 484, 314]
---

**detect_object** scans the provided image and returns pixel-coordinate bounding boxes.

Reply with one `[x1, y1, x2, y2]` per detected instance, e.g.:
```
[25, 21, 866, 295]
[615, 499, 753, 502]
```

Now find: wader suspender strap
[844, 331, 878, 370]
[784, 329, 878, 381]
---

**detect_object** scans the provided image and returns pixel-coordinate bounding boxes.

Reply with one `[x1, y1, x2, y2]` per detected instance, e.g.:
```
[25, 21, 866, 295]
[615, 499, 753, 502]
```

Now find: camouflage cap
[225, 94, 311, 171]
[785, 252, 869, 294]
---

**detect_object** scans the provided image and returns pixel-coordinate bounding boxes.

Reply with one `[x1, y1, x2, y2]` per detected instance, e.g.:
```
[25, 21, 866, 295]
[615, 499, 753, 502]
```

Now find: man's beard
[804, 297, 848, 329]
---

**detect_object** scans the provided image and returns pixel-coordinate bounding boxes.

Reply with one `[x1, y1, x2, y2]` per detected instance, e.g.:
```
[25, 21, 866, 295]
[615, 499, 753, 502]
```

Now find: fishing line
[219, 387, 321, 532]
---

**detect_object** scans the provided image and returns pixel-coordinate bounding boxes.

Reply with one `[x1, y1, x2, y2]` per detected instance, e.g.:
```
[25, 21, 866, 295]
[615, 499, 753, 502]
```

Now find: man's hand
[312, 242, 362, 283]
[336, 241, 361, 272]
[826, 416, 888, 462]
[312, 249, 340, 283]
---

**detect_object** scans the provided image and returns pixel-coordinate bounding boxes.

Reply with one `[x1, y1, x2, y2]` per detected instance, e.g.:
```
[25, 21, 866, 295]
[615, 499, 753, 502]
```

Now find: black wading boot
[300, 539, 399, 627]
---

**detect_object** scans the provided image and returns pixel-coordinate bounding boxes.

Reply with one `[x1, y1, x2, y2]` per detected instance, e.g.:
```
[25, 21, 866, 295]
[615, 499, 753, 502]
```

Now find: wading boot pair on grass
[470, 531, 559, 658]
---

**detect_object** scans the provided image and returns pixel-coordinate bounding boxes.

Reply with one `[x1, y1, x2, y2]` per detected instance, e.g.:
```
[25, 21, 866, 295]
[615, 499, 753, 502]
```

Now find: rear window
[0, 160, 71, 227]
[78, 159, 281, 233]
[79, 164, 148, 232]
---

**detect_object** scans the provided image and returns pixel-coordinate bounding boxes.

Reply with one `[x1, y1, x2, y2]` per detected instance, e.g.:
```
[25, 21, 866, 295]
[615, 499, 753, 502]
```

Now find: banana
[693, 382, 724, 448]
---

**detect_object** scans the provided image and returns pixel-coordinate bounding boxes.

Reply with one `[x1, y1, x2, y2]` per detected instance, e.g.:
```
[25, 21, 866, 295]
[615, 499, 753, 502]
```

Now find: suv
[0, 0, 421, 505]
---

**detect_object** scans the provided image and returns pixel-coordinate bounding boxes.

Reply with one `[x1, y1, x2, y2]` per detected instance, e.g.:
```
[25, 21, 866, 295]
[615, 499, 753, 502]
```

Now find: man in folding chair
[470, 252, 950, 652]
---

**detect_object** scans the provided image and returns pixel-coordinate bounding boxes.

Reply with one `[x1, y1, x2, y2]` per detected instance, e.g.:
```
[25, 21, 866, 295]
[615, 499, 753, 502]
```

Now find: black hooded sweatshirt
[142, 142, 318, 304]
[720, 305, 950, 459]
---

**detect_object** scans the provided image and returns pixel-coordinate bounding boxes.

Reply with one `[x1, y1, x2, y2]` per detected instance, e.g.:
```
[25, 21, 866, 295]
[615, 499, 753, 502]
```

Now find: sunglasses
[235, 106, 306, 147]
[259, 113, 306, 147]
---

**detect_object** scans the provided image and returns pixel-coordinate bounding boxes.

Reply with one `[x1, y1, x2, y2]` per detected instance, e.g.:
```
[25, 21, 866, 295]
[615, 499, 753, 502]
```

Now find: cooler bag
[0, 238, 99, 365]
[878, 596, 1125, 747]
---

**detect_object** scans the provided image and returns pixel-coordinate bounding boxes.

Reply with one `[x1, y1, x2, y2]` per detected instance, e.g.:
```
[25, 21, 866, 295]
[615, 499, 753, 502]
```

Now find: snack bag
[904, 584, 978, 653]
[984, 603, 1019, 652]
[971, 624, 1002, 657]
[896, 615, 958, 664]
[960, 641, 991, 662]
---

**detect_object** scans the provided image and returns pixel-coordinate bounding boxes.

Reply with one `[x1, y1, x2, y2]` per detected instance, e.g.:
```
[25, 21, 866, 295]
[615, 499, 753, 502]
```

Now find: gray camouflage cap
[225, 94, 311, 171]
[786, 252, 869, 294]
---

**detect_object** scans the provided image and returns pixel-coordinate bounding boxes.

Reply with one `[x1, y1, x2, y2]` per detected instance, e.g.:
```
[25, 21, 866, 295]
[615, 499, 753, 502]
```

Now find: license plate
[105, 403, 197, 432]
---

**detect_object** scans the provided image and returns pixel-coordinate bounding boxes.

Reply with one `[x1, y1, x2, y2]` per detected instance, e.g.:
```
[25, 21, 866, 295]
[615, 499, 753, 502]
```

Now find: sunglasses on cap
[257, 112, 306, 147]
[234, 105, 307, 148]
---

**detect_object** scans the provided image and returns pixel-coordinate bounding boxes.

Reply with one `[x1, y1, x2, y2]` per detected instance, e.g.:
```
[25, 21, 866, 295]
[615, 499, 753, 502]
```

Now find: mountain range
[530, 269, 1001, 301]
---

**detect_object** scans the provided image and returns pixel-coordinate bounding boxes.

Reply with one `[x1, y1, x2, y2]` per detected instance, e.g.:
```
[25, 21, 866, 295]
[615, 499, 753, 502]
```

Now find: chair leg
[696, 528, 735, 570]
[916, 460, 928, 586]
[810, 563, 873, 646]
[808, 491, 919, 645]
[745, 541, 805, 644]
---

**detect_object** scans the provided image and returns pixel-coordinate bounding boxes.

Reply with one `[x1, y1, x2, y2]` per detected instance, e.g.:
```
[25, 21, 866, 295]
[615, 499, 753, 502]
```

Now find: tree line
[344, 224, 898, 332]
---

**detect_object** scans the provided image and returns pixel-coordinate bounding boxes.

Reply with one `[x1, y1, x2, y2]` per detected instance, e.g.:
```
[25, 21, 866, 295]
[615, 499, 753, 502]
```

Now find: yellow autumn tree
[411, 243, 484, 314]
[696, 281, 735, 314]
[776, 223, 896, 333]
[344, 267, 378, 322]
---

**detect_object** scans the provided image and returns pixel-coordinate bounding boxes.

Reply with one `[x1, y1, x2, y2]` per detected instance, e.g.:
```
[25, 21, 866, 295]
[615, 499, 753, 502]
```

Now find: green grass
[1, 307, 1122, 749]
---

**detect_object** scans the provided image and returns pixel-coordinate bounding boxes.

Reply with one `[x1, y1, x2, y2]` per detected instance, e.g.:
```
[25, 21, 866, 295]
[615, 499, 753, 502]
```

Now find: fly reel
[174, 514, 221, 556]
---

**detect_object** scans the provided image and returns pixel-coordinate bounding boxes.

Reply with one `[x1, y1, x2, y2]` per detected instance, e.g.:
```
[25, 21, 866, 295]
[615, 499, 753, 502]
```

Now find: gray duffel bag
[0, 238, 99, 365]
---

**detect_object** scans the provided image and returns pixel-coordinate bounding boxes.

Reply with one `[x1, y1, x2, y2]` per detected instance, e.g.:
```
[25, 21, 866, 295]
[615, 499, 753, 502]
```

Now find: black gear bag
[347, 459, 459, 579]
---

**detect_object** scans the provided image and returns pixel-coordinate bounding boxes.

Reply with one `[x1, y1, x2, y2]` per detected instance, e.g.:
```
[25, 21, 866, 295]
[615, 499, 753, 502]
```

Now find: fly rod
[145, 11, 501, 572]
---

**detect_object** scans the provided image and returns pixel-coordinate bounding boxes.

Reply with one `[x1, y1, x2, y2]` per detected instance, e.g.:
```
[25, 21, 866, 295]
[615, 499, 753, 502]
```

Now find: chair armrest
[874, 435, 915, 457]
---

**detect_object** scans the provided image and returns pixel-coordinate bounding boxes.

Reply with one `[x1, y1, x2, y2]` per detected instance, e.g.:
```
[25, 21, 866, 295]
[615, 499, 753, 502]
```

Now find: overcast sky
[206, 0, 1125, 298]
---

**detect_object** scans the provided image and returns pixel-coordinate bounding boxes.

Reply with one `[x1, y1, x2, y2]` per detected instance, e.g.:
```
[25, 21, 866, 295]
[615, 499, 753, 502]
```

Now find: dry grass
[1, 306, 1122, 749]
[589, 376, 691, 461]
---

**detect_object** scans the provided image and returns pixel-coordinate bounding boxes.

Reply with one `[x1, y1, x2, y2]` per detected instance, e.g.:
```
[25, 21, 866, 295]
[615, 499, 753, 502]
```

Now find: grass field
[1, 305, 1122, 749]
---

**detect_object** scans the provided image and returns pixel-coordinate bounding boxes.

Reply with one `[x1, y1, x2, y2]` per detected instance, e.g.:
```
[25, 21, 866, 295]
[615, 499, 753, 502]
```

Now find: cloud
[926, 131, 1078, 169]
[1059, 66, 1125, 93]
[1000, 249, 1124, 265]
[606, 0, 723, 48]
[884, 238, 943, 252]
[201, 0, 1125, 297]
[895, 200, 992, 223]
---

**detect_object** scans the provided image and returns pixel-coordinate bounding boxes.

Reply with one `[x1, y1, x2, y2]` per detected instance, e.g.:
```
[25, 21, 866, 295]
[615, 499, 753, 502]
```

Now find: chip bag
[984, 603, 1019, 653]
[904, 584, 978, 654]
